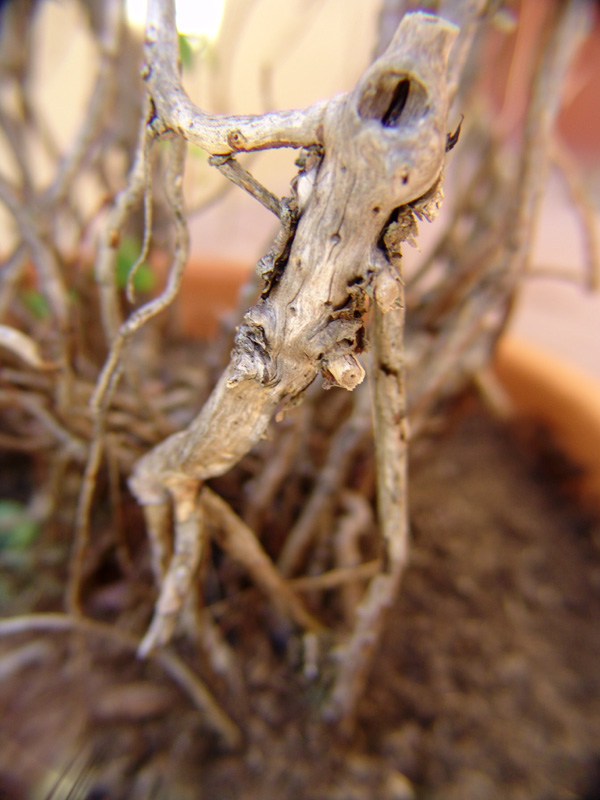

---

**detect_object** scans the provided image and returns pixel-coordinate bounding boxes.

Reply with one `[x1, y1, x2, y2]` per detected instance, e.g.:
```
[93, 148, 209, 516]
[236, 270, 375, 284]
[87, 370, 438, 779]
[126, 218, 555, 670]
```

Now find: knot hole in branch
[357, 76, 428, 129]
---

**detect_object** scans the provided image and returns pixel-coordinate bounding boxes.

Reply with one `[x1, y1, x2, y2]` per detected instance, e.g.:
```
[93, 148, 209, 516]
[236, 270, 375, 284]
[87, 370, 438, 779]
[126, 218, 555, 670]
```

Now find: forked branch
[144, 0, 329, 154]
[128, 10, 457, 657]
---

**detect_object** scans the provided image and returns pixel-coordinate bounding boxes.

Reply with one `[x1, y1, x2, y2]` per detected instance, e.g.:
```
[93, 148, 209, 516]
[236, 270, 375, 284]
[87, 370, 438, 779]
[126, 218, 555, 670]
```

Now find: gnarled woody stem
[130, 11, 457, 506]
[129, 11, 457, 659]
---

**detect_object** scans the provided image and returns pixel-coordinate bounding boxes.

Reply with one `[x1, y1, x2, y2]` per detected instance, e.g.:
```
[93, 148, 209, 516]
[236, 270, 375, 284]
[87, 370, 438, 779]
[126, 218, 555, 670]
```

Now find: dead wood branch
[144, 0, 329, 154]
[277, 388, 372, 578]
[326, 230, 410, 729]
[4, 0, 591, 761]
[130, 11, 457, 500]
[129, 11, 458, 658]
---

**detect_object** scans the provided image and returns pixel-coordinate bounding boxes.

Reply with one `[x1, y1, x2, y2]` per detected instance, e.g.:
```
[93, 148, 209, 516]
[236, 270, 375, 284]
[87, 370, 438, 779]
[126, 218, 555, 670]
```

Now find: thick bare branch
[131, 11, 457, 503]
[129, 11, 457, 655]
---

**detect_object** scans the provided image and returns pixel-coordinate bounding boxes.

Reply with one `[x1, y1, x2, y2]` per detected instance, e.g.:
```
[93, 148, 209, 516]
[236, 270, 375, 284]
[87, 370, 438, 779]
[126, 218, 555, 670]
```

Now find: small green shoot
[179, 34, 195, 71]
[21, 289, 51, 320]
[116, 236, 156, 294]
[0, 499, 40, 550]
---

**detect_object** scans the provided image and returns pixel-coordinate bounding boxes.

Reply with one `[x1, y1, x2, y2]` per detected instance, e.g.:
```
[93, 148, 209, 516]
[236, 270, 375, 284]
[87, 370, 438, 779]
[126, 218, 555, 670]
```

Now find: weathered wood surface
[130, 11, 457, 507]
[128, 6, 458, 662]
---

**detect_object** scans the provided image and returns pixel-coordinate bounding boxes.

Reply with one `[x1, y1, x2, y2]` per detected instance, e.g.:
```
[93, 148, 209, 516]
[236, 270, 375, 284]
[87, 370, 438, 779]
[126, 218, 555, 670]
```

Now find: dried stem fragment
[277, 389, 372, 578]
[203, 487, 323, 633]
[326, 249, 410, 729]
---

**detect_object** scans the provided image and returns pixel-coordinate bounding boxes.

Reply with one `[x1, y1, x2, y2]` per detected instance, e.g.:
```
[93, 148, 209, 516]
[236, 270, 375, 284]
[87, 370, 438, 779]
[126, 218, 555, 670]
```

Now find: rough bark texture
[129, 12, 457, 507]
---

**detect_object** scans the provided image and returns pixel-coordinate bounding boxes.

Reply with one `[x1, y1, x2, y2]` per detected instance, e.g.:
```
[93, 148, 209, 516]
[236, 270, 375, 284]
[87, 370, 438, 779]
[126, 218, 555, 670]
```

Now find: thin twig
[0, 245, 27, 319]
[506, 1, 591, 286]
[0, 432, 51, 451]
[126, 129, 156, 303]
[0, 324, 57, 370]
[43, 0, 123, 208]
[70, 134, 191, 610]
[0, 640, 51, 681]
[277, 388, 372, 578]
[208, 154, 282, 217]
[0, 389, 86, 458]
[91, 134, 189, 412]
[292, 560, 380, 593]
[0, 108, 34, 192]
[333, 491, 373, 626]
[95, 100, 156, 345]
[144, 0, 328, 155]
[203, 487, 324, 633]
[189, 605, 246, 701]
[525, 265, 586, 285]
[67, 431, 105, 614]
[0, 176, 70, 331]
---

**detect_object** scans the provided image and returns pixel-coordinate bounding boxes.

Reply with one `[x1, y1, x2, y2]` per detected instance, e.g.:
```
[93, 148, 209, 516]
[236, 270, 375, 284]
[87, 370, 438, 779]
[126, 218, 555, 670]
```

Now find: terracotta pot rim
[494, 334, 600, 512]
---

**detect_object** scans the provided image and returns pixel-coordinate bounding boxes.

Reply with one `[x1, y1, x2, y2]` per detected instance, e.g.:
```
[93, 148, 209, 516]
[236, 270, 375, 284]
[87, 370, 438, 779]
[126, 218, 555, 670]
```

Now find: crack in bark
[129, 7, 458, 662]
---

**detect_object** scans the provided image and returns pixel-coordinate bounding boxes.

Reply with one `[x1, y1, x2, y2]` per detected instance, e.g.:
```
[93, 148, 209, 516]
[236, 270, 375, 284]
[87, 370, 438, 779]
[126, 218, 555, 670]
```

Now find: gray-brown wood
[130, 12, 457, 504]
[129, 8, 457, 659]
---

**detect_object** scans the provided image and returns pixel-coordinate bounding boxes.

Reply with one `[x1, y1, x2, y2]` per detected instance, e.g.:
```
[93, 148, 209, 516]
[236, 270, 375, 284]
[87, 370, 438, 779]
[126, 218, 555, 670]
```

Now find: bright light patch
[125, 0, 225, 40]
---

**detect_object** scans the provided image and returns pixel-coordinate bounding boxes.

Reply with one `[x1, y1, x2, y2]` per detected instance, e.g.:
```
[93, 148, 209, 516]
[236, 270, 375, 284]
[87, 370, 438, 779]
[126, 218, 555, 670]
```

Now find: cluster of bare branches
[0, 0, 598, 751]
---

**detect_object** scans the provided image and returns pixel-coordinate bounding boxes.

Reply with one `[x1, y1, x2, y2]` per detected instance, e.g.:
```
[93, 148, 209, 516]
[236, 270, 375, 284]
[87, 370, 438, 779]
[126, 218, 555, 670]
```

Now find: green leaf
[179, 34, 194, 71]
[116, 236, 156, 293]
[0, 500, 40, 550]
[21, 289, 50, 320]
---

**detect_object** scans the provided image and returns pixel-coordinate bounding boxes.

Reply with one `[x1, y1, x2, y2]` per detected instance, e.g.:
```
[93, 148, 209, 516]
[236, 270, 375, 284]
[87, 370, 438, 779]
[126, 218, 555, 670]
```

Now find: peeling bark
[130, 12, 457, 506]
[128, 9, 458, 659]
